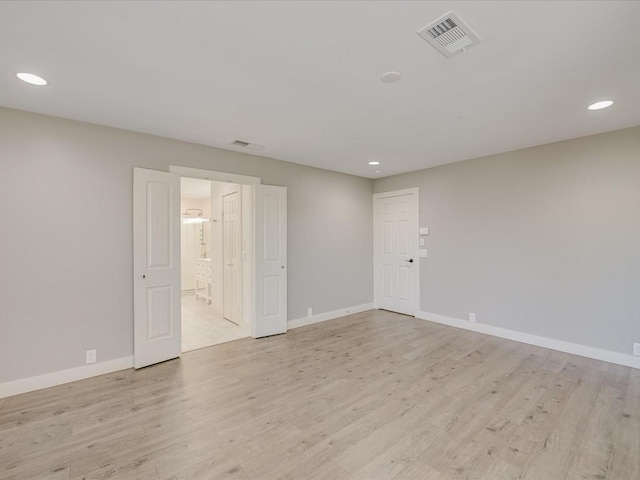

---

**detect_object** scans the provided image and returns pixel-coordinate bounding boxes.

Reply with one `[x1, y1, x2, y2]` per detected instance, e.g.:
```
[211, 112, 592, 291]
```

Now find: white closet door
[252, 185, 287, 338]
[133, 167, 181, 368]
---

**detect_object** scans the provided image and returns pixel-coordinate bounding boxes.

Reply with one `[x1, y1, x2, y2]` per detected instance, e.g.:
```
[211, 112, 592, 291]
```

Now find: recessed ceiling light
[373, 170, 382, 174]
[381, 71, 401, 83]
[368, 161, 380, 166]
[587, 100, 614, 111]
[16, 72, 48, 86]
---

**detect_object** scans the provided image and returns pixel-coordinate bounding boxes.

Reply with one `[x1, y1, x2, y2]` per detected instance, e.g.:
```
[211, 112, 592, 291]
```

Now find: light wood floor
[2, 310, 639, 480]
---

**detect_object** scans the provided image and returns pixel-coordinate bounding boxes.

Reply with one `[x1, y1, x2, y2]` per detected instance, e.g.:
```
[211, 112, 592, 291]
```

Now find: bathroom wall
[181, 196, 211, 218]
[180, 196, 212, 291]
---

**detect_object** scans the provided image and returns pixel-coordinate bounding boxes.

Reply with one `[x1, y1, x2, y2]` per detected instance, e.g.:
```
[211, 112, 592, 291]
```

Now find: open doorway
[180, 177, 249, 351]
[133, 166, 288, 369]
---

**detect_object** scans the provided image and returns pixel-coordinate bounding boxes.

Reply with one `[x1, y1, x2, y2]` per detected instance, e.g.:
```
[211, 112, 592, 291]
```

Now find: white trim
[373, 188, 420, 316]
[288, 303, 374, 329]
[373, 187, 420, 199]
[417, 311, 640, 370]
[0, 356, 134, 399]
[170, 165, 261, 184]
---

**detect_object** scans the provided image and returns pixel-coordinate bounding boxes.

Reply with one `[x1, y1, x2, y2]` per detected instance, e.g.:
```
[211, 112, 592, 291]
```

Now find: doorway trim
[170, 165, 260, 185]
[373, 188, 420, 316]
[171, 165, 288, 337]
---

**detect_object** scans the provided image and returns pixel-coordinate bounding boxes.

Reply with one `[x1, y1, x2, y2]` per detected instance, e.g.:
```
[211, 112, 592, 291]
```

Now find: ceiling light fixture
[368, 161, 380, 166]
[373, 170, 382, 174]
[16, 72, 48, 86]
[587, 100, 614, 111]
[381, 72, 401, 83]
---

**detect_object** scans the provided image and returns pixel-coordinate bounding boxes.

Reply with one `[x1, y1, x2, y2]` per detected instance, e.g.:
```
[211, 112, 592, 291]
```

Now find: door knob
[405, 259, 414, 263]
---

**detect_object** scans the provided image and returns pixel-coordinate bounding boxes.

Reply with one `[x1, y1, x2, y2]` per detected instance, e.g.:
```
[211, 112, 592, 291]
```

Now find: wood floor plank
[2, 309, 639, 479]
[607, 367, 640, 480]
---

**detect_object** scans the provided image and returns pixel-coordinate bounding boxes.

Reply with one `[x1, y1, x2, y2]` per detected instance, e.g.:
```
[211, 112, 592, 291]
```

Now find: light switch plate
[420, 238, 425, 247]
[419, 227, 429, 235]
[419, 249, 428, 257]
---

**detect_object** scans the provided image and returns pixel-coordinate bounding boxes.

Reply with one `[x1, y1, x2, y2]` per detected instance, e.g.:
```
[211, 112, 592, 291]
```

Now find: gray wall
[0, 107, 373, 383]
[374, 126, 640, 355]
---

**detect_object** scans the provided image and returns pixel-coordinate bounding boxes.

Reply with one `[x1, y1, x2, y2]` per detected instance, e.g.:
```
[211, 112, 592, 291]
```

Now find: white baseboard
[0, 356, 134, 399]
[10, 307, 632, 398]
[418, 311, 640, 370]
[289, 303, 374, 330]
[0, 303, 374, 399]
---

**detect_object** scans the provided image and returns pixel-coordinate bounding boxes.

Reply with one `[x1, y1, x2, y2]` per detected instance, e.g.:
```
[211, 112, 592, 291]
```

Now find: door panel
[374, 190, 418, 316]
[146, 182, 171, 267]
[147, 286, 172, 338]
[223, 191, 242, 324]
[253, 185, 287, 338]
[398, 220, 409, 255]
[133, 167, 181, 369]
[383, 265, 393, 299]
[263, 275, 281, 317]
[383, 222, 393, 254]
[398, 267, 409, 302]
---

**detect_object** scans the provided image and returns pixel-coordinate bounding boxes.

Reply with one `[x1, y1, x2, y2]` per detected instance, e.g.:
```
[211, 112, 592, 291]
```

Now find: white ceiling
[1, 1, 639, 178]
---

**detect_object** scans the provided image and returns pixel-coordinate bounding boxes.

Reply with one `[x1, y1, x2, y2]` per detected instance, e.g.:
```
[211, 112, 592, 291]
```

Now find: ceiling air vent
[417, 11, 481, 58]
[231, 140, 265, 151]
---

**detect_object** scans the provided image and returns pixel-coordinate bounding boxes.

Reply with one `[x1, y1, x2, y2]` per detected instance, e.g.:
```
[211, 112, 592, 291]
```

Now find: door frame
[373, 188, 420, 316]
[170, 165, 261, 185]
[170, 166, 288, 338]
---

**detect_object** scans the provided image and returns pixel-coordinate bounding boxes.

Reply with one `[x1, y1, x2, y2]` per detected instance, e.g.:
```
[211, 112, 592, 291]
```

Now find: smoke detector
[231, 140, 265, 151]
[417, 11, 481, 58]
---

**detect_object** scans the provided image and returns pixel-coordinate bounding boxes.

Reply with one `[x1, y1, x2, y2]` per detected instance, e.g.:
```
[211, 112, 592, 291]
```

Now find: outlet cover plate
[469, 312, 476, 323]
[86, 349, 97, 364]
[634, 343, 640, 356]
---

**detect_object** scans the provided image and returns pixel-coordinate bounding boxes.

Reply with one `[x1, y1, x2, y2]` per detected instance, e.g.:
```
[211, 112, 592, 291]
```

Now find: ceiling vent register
[417, 11, 481, 58]
[232, 140, 265, 151]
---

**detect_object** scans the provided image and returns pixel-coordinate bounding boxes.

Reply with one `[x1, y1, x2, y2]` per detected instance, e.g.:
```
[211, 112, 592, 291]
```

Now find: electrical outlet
[86, 349, 97, 364]
[633, 343, 640, 357]
[469, 312, 476, 323]
[307, 308, 312, 318]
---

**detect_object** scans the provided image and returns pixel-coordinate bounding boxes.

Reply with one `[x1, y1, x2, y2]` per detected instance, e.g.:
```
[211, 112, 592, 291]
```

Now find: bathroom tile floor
[181, 292, 249, 352]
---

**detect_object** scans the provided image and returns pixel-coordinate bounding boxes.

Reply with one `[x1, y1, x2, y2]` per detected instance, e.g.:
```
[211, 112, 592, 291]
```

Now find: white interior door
[133, 167, 181, 368]
[252, 184, 287, 338]
[223, 190, 242, 324]
[374, 189, 419, 316]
